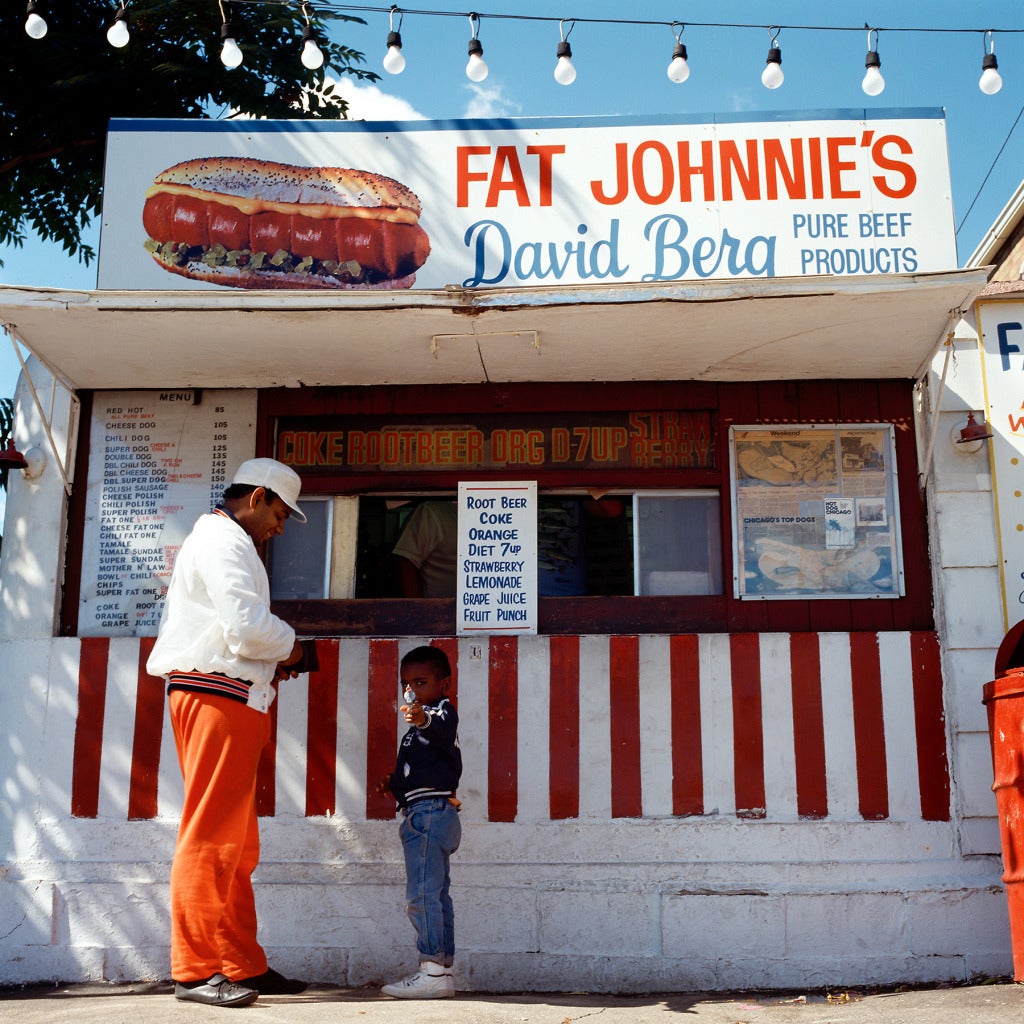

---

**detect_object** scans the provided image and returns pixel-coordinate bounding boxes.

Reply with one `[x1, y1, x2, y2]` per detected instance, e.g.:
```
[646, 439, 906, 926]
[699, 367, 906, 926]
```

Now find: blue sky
[2, 0, 1023, 381]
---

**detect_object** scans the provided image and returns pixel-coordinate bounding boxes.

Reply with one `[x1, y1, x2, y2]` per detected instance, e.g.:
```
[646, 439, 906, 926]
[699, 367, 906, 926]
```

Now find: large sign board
[80, 390, 256, 635]
[99, 110, 956, 292]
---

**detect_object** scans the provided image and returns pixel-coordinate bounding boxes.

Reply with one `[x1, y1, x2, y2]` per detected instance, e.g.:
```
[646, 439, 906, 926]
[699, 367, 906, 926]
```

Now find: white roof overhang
[0, 268, 988, 391]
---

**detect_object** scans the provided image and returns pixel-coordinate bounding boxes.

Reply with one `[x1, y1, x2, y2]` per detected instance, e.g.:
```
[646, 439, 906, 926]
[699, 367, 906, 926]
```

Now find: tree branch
[0, 137, 102, 178]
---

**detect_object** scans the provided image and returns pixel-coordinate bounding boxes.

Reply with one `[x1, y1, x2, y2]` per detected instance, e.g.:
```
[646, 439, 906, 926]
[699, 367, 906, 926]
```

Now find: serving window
[61, 380, 934, 638]
[270, 491, 723, 603]
[252, 380, 933, 636]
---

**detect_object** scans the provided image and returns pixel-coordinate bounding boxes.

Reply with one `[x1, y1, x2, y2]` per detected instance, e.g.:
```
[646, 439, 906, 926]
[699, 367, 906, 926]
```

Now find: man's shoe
[381, 962, 454, 999]
[174, 974, 258, 1007]
[235, 967, 308, 995]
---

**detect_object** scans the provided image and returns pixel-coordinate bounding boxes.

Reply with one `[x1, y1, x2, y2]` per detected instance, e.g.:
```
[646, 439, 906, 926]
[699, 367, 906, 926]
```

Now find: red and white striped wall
[68, 632, 950, 825]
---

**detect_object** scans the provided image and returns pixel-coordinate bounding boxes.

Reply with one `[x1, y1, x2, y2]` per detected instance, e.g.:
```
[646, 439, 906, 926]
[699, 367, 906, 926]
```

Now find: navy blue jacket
[388, 697, 462, 809]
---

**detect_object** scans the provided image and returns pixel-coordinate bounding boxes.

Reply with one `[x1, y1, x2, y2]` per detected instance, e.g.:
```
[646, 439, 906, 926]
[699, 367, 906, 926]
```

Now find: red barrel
[984, 620, 1024, 980]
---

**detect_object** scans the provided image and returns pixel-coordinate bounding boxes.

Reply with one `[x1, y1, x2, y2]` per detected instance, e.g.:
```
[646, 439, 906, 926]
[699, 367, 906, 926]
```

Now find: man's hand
[274, 640, 305, 681]
[375, 774, 393, 797]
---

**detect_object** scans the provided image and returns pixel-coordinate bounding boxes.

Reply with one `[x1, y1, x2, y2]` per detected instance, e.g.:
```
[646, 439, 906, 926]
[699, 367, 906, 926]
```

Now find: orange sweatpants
[169, 689, 271, 983]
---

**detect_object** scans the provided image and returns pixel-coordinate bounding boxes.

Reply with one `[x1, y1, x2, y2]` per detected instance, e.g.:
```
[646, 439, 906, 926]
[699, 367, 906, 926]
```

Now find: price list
[79, 390, 256, 635]
[456, 481, 537, 636]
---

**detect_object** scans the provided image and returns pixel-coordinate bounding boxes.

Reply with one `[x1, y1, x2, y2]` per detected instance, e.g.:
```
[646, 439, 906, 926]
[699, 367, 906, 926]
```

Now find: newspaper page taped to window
[729, 425, 903, 599]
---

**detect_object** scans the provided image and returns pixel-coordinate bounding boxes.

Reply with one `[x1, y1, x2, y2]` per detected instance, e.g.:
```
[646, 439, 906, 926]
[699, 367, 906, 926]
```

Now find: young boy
[377, 645, 463, 999]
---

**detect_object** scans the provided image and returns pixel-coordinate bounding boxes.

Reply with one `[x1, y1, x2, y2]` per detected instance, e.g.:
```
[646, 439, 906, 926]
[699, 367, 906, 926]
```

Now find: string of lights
[20, 1, 1022, 96]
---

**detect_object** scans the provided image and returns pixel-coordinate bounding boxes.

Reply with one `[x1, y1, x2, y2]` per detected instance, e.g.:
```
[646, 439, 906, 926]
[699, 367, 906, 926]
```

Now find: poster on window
[730, 425, 903, 599]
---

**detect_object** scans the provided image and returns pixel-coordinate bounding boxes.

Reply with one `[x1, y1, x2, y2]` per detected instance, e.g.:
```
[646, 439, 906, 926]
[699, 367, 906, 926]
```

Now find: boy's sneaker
[381, 962, 454, 999]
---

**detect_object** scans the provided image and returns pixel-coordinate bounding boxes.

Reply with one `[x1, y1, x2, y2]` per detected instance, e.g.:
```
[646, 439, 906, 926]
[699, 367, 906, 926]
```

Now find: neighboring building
[0, 110, 1012, 990]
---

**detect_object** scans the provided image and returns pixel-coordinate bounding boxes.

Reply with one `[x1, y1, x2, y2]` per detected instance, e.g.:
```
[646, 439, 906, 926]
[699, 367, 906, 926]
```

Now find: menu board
[79, 390, 256, 635]
[457, 481, 538, 636]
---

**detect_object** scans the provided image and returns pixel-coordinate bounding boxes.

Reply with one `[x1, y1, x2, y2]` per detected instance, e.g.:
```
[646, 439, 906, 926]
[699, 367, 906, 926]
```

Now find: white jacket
[146, 510, 295, 713]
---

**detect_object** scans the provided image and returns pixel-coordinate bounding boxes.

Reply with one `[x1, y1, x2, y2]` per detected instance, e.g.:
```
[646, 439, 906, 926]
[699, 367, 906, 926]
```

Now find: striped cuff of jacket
[166, 671, 252, 705]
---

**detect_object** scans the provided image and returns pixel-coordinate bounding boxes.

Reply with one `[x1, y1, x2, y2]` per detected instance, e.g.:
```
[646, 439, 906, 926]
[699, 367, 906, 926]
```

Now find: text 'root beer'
[142, 157, 430, 289]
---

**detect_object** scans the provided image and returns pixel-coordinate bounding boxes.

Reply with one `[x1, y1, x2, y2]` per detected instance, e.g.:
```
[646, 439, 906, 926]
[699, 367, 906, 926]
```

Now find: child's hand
[402, 701, 428, 727]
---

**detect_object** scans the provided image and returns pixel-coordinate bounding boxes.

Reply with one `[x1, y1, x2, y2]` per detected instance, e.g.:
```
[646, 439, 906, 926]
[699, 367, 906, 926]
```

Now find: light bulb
[106, 11, 130, 48]
[554, 40, 576, 85]
[761, 58, 782, 90]
[220, 36, 243, 69]
[383, 45, 405, 73]
[862, 50, 884, 96]
[301, 39, 323, 69]
[980, 53, 1002, 95]
[383, 30, 405, 74]
[300, 26, 323, 70]
[25, 2, 47, 39]
[466, 39, 488, 82]
[667, 42, 689, 84]
[26, 12, 47, 38]
[467, 54, 488, 82]
[862, 67, 885, 95]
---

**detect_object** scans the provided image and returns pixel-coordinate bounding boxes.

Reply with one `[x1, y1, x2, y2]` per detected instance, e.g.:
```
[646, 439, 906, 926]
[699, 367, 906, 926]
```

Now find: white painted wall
[0, 357, 77, 640]
[920, 321, 1004, 858]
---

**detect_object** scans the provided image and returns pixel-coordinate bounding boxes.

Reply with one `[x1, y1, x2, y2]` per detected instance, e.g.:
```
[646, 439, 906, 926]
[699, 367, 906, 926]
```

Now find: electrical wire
[211, 2, 1024, 36]
[956, 102, 1024, 238]
[66, 0, 1024, 36]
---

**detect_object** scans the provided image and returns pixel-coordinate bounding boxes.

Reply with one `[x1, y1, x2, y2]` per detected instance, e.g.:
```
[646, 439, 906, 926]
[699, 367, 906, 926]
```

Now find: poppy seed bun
[148, 156, 423, 218]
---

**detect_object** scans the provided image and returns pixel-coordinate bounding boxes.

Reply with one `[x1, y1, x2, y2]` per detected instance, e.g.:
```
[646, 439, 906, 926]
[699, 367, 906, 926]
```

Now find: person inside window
[391, 499, 458, 597]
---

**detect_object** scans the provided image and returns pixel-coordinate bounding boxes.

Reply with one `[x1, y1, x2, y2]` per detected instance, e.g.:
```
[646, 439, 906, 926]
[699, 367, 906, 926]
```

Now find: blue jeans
[400, 797, 461, 965]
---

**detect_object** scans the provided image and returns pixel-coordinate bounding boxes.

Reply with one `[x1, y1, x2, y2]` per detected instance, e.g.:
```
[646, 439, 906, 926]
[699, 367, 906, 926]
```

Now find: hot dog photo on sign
[142, 157, 430, 289]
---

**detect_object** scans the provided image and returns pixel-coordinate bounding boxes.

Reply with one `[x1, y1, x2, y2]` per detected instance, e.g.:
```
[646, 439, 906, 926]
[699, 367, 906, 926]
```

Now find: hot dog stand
[0, 109, 1011, 990]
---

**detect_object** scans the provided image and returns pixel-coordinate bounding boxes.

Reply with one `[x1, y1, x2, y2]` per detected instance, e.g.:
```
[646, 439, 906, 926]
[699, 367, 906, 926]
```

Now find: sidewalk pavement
[1, 980, 1022, 1024]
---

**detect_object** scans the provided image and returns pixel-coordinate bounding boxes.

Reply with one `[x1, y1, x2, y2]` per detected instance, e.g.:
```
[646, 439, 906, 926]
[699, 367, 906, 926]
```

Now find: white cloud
[327, 77, 427, 121]
[727, 88, 760, 112]
[462, 81, 522, 119]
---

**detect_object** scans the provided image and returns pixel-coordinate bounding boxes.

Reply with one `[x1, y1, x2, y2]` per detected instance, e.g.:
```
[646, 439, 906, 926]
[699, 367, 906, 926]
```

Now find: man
[392, 499, 458, 597]
[147, 458, 309, 1007]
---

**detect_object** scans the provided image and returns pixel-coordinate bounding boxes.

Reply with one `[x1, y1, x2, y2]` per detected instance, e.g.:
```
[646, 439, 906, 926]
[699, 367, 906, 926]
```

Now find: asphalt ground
[1, 979, 1022, 1024]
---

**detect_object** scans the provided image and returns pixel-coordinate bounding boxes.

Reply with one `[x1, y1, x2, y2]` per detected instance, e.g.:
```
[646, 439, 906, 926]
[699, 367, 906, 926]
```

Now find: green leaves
[0, 0, 376, 267]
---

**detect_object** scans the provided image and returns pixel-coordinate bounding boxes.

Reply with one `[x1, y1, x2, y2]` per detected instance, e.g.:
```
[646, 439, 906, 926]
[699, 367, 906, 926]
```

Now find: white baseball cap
[232, 458, 307, 523]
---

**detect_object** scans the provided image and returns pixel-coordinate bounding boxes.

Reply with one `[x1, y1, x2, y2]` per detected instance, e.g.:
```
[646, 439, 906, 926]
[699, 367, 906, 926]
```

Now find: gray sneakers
[381, 961, 455, 999]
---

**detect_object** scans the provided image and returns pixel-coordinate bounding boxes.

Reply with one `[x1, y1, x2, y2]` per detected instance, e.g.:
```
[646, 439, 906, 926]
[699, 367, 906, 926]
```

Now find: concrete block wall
[0, 816, 1011, 990]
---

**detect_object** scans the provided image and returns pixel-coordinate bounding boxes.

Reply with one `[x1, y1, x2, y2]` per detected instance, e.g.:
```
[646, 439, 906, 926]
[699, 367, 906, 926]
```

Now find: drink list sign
[457, 481, 538, 636]
[79, 390, 256, 635]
